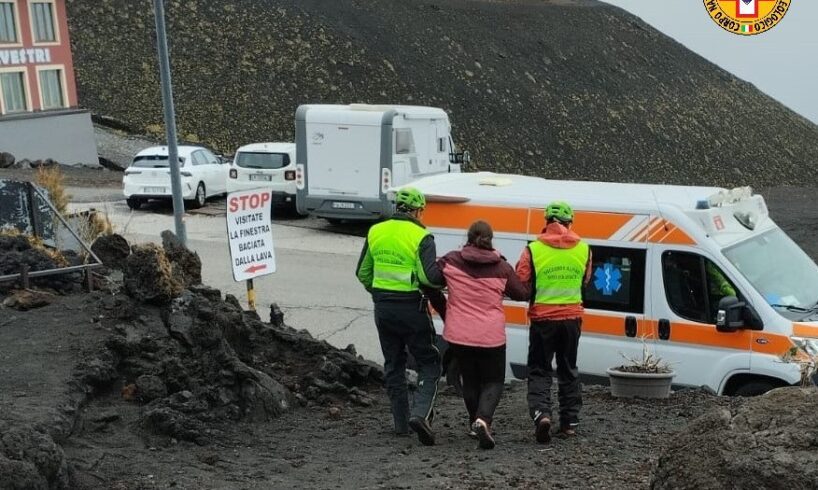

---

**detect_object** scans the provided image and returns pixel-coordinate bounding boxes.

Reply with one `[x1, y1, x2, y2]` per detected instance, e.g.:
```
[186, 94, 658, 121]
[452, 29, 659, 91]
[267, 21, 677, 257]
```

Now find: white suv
[227, 142, 298, 209]
[123, 146, 227, 210]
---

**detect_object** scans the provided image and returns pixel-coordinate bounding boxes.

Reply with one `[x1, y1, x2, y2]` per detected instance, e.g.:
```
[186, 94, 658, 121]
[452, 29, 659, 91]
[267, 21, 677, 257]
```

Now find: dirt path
[1, 288, 742, 490]
[65, 382, 736, 489]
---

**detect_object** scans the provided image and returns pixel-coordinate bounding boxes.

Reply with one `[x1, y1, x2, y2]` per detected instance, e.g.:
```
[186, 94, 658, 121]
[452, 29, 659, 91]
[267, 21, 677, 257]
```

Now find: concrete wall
[0, 109, 98, 165]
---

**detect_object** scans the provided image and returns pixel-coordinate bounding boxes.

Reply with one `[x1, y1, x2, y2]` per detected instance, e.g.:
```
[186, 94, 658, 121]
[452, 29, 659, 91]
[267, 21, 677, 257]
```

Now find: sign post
[226, 189, 276, 310]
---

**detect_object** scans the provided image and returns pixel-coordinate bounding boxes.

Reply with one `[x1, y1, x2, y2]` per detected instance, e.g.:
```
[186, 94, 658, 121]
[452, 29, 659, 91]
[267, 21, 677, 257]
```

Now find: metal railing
[0, 181, 103, 289]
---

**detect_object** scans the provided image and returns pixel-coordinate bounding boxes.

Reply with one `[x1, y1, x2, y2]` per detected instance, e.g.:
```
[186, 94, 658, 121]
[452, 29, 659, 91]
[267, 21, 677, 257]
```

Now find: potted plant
[607, 336, 676, 399]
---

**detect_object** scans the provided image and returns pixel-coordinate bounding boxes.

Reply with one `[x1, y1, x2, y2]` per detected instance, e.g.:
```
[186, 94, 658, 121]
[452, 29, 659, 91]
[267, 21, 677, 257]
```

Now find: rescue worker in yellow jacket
[516, 201, 592, 443]
[356, 187, 444, 446]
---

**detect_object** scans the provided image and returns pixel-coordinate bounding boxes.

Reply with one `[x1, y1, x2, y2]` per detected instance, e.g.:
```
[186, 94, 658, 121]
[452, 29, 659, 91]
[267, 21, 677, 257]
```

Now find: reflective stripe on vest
[529, 240, 589, 305]
[367, 219, 429, 292]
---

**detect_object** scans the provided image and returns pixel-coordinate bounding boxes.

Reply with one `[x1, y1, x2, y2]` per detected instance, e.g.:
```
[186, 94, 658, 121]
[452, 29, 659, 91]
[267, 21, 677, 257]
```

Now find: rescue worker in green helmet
[515, 201, 592, 443]
[356, 187, 443, 446]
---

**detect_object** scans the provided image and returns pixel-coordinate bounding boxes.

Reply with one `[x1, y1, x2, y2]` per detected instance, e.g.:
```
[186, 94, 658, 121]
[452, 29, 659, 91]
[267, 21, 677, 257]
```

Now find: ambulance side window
[583, 246, 646, 314]
[662, 251, 740, 324]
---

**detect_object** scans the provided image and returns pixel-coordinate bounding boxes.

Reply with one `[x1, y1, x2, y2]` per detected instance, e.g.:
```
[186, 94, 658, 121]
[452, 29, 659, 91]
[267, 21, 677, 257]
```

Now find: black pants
[450, 343, 505, 426]
[374, 300, 441, 433]
[527, 318, 582, 427]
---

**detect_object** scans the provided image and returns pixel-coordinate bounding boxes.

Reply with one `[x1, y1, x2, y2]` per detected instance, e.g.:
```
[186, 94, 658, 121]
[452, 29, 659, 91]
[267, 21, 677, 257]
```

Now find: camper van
[295, 104, 468, 222]
[408, 172, 818, 396]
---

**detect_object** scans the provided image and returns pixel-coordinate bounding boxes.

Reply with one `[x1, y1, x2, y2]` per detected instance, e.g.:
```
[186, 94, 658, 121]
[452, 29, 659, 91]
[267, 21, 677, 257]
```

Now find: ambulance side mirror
[716, 296, 763, 332]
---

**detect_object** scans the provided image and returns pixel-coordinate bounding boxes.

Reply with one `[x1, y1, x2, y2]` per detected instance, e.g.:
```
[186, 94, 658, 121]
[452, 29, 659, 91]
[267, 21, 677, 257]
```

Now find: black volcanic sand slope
[66, 0, 818, 187]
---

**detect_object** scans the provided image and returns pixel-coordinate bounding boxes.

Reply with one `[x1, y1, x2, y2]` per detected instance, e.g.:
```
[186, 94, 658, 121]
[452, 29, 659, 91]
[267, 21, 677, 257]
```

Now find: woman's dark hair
[467, 220, 494, 250]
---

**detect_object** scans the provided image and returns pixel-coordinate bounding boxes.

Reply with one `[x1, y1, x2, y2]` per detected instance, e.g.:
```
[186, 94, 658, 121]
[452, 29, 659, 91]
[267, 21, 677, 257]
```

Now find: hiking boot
[535, 416, 552, 444]
[472, 419, 495, 450]
[409, 416, 435, 446]
[559, 425, 577, 438]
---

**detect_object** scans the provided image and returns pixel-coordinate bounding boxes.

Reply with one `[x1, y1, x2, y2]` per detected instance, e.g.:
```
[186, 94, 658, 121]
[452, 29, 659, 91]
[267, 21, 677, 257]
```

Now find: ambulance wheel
[733, 379, 777, 397]
[186, 182, 206, 209]
[126, 197, 143, 210]
[446, 357, 463, 396]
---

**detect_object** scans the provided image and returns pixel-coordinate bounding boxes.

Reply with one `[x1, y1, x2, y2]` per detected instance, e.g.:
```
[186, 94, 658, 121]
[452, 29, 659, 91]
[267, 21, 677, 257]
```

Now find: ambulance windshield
[724, 228, 818, 315]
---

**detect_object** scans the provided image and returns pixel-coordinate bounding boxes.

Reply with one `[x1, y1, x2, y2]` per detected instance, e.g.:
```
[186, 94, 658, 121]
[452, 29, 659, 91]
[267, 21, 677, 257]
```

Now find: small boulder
[123, 243, 183, 304]
[28, 159, 58, 169]
[2, 289, 53, 311]
[136, 374, 168, 402]
[0, 152, 15, 169]
[90, 234, 130, 270]
[98, 156, 126, 172]
[328, 406, 342, 420]
[161, 230, 202, 288]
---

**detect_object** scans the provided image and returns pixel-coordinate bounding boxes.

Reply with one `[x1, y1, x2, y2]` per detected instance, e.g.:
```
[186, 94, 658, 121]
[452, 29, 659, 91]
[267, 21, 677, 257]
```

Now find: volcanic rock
[123, 243, 183, 304]
[90, 234, 130, 270]
[651, 387, 818, 489]
[0, 152, 15, 169]
[161, 230, 202, 288]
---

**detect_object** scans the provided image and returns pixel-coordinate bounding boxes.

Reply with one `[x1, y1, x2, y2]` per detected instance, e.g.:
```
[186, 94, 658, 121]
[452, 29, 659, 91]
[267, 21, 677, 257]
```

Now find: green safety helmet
[395, 187, 426, 210]
[545, 201, 574, 223]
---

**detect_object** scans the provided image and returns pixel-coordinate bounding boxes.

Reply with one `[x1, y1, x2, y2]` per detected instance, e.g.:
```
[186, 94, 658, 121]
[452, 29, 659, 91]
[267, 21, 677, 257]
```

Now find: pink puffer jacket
[439, 245, 529, 348]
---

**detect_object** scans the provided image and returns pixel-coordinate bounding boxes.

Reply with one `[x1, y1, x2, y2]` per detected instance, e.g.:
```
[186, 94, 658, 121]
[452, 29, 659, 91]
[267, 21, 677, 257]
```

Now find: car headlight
[791, 337, 818, 357]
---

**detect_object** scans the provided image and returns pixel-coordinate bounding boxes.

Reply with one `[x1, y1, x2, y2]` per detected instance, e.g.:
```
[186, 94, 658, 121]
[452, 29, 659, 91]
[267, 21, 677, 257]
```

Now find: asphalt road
[68, 191, 384, 363]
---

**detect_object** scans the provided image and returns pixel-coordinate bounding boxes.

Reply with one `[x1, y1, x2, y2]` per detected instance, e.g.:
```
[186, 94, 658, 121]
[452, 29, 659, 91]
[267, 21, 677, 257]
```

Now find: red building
[0, 0, 78, 113]
[0, 0, 96, 165]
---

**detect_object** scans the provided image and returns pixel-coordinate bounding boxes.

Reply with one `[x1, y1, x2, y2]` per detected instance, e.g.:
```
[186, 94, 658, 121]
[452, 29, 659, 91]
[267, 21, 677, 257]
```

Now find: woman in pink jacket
[437, 220, 529, 449]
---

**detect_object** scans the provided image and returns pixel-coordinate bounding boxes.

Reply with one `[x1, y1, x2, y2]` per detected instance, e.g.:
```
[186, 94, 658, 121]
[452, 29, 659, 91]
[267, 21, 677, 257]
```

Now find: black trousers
[527, 318, 582, 427]
[450, 343, 505, 426]
[374, 300, 441, 433]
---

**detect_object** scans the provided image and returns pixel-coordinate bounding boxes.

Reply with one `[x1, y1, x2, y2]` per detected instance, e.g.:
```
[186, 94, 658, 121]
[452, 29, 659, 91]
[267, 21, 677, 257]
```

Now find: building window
[583, 246, 647, 314]
[0, 70, 28, 113]
[0, 2, 18, 44]
[30, 1, 56, 43]
[38, 68, 64, 109]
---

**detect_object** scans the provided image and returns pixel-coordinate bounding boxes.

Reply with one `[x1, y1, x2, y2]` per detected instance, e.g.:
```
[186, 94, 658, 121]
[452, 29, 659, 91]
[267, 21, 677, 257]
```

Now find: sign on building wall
[0, 48, 53, 66]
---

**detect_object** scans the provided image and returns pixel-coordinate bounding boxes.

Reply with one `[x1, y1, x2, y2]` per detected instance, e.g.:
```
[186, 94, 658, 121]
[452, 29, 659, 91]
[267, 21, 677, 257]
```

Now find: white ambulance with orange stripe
[410, 172, 818, 395]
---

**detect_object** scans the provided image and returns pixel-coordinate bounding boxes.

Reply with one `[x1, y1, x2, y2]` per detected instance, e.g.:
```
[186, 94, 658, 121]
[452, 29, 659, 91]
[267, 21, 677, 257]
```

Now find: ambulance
[408, 172, 818, 395]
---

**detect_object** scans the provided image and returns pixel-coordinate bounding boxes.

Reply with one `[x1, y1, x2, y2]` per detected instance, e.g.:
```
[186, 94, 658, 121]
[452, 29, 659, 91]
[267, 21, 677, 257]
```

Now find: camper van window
[236, 152, 290, 170]
[662, 251, 740, 324]
[438, 138, 446, 153]
[395, 129, 413, 154]
[583, 246, 646, 314]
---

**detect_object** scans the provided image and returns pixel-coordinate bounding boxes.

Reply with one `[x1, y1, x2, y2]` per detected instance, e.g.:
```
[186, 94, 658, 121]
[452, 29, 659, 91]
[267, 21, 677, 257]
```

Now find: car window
[203, 150, 220, 165]
[662, 251, 740, 324]
[584, 246, 646, 314]
[191, 151, 207, 166]
[235, 152, 290, 169]
[131, 155, 185, 168]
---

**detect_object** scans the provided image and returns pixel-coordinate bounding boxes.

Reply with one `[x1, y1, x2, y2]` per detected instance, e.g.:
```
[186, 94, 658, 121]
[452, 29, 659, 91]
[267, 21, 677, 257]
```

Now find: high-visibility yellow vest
[529, 240, 589, 305]
[367, 219, 429, 292]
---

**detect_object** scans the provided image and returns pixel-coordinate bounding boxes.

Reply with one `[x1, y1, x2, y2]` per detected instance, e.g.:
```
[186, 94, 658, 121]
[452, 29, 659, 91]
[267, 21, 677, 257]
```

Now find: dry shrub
[34, 165, 70, 215]
[0, 227, 68, 268]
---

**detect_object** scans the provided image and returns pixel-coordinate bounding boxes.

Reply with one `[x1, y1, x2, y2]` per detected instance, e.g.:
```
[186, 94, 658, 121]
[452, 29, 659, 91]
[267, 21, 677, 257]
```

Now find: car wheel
[126, 197, 143, 210]
[734, 379, 778, 397]
[186, 182, 206, 209]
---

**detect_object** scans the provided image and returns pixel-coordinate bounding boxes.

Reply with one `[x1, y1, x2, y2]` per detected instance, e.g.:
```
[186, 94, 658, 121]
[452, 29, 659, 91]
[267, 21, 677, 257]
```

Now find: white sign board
[227, 189, 276, 282]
